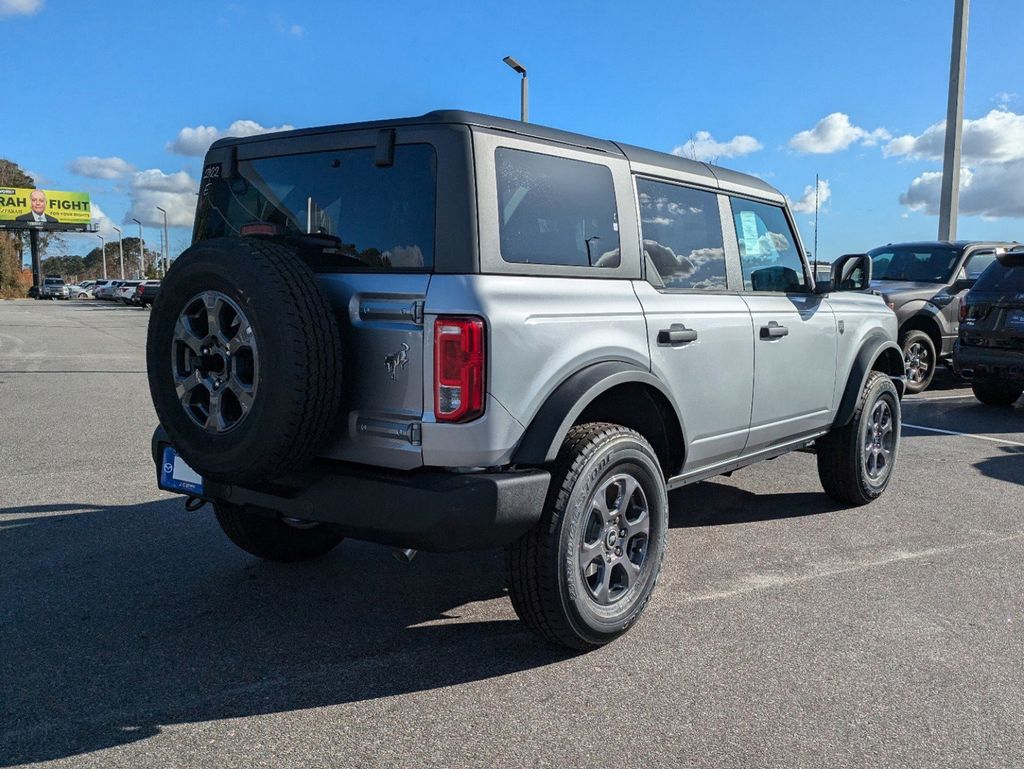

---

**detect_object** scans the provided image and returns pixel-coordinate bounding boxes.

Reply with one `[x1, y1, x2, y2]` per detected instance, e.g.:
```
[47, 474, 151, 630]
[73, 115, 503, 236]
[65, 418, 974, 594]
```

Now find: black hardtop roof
[210, 109, 780, 199]
[870, 240, 1019, 252]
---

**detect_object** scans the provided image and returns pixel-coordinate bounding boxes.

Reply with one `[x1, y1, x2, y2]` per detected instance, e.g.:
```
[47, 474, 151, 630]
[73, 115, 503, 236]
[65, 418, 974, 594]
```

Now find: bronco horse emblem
[384, 343, 410, 380]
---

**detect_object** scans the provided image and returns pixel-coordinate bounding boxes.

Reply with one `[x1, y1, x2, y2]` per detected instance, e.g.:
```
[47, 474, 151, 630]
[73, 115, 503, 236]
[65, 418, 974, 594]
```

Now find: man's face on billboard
[30, 191, 46, 214]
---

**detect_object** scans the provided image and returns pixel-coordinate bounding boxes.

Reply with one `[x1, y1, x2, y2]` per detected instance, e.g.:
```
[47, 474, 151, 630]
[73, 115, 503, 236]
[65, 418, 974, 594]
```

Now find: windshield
[869, 246, 961, 283]
[195, 144, 437, 272]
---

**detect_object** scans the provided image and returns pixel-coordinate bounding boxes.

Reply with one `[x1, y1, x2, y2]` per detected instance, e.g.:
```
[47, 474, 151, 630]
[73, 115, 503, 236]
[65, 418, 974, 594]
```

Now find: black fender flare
[511, 360, 685, 465]
[832, 335, 906, 428]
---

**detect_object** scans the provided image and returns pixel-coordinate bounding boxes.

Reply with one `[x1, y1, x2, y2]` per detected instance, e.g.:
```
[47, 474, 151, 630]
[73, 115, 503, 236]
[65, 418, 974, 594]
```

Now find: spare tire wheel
[146, 237, 343, 485]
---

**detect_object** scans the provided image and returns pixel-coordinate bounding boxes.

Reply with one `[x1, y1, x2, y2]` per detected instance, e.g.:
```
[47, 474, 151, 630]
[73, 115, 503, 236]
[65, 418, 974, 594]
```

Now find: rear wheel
[971, 382, 1023, 407]
[214, 501, 344, 562]
[506, 423, 668, 650]
[901, 330, 936, 394]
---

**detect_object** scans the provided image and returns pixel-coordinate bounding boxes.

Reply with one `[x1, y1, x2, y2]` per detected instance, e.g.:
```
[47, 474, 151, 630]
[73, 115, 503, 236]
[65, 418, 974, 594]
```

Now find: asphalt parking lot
[1, 299, 1022, 769]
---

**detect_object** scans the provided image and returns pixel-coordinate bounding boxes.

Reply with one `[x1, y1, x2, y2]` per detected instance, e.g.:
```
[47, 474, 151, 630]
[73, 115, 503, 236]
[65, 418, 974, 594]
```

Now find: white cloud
[899, 161, 1024, 219]
[89, 202, 117, 239]
[289, 24, 304, 37]
[672, 131, 762, 162]
[167, 119, 295, 156]
[124, 169, 199, 227]
[883, 109, 1024, 165]
[68, 156, 136, 180]
[789, 178, 831, 214]
[788, 112, 890, 154]
[0, 0, 42, 16]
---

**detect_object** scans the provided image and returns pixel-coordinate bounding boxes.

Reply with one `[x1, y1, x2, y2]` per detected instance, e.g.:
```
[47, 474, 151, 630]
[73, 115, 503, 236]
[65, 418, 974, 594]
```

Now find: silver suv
[147, 111, 905, 649]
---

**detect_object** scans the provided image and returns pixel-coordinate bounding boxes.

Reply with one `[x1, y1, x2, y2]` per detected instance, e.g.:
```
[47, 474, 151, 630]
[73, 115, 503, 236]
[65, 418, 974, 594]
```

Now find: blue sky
[4, 0, 1023, 262]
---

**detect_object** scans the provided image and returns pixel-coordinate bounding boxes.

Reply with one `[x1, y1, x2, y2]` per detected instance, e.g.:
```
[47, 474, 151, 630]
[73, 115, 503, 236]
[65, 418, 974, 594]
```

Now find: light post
[96, 234, 106, 280]
[938, 0, 970, 241]
[503, 55, 528, 122]
[112, 226, 125, 280]
[132, 218, 144, 279]
[156, 206, 169, 277]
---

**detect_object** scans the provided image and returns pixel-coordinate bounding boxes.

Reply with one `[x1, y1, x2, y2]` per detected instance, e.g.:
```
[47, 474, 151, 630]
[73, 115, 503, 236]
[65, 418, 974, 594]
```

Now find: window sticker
[739, 210, 761, 256]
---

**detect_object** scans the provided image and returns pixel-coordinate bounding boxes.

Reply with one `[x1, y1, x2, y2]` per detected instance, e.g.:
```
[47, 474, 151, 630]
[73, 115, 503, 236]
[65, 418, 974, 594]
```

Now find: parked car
[869, 241, 1018, 393]
[953, 248, 1024, 406]
[67, 284, 93, 299]
[39, 276, 69, 300]
[94, 280, 123, 300]
[136, 280, 161, 308]
[115, 281, 142, 304]
[147, 110, 905, 650]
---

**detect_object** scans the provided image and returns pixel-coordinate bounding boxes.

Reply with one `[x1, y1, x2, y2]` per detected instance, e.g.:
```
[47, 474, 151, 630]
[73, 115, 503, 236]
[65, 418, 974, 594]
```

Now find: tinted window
[974, 260, 1024, 293]
[637, 179, 726, 290]
[964, 251, 997, 279]
[730, 198, 806, 292]
[495, 148, 619, 268]
[195, 145, 436, 271]
[869, 246, 961, 283]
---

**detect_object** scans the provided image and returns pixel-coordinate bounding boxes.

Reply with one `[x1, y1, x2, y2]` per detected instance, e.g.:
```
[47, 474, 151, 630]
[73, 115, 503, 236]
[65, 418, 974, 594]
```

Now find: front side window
[495, 148, 620, 268]
[964, 250, 997, 280]
[195, 144, 437, 271]
[637, 179, 726, 290]
[730, 198, 807, 292]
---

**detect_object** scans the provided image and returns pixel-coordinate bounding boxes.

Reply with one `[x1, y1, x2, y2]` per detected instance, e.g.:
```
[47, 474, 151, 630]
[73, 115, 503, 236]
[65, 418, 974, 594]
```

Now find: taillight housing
[959, 302, 969, 322]
[434, 316, 485, 422]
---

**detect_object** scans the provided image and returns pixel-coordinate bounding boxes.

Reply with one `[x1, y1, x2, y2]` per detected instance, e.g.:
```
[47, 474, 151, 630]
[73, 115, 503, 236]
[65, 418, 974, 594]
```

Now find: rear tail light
[434, 316, 485, 422]
[959, 302, 968, 322]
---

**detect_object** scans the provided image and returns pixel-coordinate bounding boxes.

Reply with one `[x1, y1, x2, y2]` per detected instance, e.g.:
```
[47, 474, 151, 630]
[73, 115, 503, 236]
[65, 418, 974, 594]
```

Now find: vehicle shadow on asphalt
[973, 446, 1024, 487]
[668, 481, 843, 527]
[0, 499, 573, 765]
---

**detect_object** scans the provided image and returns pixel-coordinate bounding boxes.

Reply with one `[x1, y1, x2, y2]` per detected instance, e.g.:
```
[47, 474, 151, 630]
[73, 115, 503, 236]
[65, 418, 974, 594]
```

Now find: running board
[666, 432, 828, 490]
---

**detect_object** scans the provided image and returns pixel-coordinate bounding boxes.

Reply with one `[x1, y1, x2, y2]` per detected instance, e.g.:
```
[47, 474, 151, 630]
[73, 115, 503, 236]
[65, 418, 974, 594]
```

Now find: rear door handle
[657, 324, 699, 346]
[760, 322, 789, 339]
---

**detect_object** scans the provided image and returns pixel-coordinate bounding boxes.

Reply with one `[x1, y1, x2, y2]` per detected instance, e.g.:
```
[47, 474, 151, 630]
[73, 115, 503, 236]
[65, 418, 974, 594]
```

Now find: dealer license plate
[159, 446, 204, 495]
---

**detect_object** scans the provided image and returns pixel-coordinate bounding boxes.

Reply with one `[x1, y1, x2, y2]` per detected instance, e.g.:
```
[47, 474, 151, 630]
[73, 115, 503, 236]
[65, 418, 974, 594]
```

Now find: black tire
[817, 371, 901, 506]
[971, 382, 1023, 407]
[506, 423, 668, 650]
[214, 501, 344, 562]
[901, 329, 936, 394]
[146, 237, 343, 485]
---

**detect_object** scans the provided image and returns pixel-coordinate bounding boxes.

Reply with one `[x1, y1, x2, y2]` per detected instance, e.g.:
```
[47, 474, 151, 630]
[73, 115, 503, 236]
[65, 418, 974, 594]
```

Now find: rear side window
[730, 198, 807, 292]
[495, 148, 620, 268]
[637, 179, 726, 290]
[974, 261, 1024, 293]
[195, 144, 436, 271]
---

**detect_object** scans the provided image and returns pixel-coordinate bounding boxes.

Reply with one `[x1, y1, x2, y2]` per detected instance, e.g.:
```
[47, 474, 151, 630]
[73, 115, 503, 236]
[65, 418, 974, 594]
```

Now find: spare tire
[146, 237, 343, 485]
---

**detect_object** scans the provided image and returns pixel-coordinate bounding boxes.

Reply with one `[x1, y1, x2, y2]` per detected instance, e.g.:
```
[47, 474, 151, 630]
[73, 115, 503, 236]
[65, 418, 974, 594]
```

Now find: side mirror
[951, 277, 976, 293]
[816, 253, 872, 293]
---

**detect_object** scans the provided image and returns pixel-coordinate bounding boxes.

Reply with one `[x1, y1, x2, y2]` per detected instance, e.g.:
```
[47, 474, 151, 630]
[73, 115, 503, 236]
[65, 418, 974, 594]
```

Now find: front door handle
[760, 321, 789, 339]
[657, 324, 698, 346]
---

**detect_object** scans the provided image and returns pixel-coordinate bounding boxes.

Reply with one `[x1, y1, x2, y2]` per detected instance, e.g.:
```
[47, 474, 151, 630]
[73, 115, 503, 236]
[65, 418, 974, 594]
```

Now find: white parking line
[902, 422, 1024, 447]
[905, 394, 977, 402]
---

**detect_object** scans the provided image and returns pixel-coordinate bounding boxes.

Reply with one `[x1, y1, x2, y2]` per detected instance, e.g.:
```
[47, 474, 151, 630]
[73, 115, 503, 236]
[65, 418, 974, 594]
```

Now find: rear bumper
[151, 428, 549, 553]
[953, 343, 1024, 382]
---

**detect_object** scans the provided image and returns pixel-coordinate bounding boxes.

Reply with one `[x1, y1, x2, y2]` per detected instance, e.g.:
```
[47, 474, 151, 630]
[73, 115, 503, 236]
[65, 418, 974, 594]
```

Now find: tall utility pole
[156, 206, 169, 277]
[112, 225, 125, 279]
[503, 56, 528, 122]
[96, 234, 106, 280]
[938, 0, 970, 241]
[132, 218, 144, 278]
[814, 173, 819, 261]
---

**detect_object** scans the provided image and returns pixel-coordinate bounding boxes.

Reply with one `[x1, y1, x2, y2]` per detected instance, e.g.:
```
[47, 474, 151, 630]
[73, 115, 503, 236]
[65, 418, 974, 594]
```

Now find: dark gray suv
[147, 111, 905, 649]
[869, 241, 1018, 393]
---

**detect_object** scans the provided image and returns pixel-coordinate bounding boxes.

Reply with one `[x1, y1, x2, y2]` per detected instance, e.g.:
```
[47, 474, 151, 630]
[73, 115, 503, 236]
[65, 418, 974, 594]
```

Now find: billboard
[0, 188, 92, 227]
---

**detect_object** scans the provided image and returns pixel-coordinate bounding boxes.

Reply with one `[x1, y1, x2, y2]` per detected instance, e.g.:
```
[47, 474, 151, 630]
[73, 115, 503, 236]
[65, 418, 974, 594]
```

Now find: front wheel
[817, 371, 901, 505]
[902, 330, 936, 394]
[971, 382, 1023, 407]
[506, 423, 668, 650]
[214, 501, 344, 562]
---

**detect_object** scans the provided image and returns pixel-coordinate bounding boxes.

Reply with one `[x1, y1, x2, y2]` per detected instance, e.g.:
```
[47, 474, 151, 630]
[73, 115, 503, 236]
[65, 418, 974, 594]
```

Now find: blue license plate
[159, 446, 204, 495]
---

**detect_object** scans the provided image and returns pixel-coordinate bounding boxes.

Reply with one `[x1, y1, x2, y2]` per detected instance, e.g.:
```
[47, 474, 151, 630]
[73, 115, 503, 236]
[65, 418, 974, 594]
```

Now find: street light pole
[938, 0, 970, 241]
[503, 55, 528, 122]
[132, 218, 144, 279]
[112, 226, 125, 280]
[96, 234, 106, 280]
[156, 206, 169, 277]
